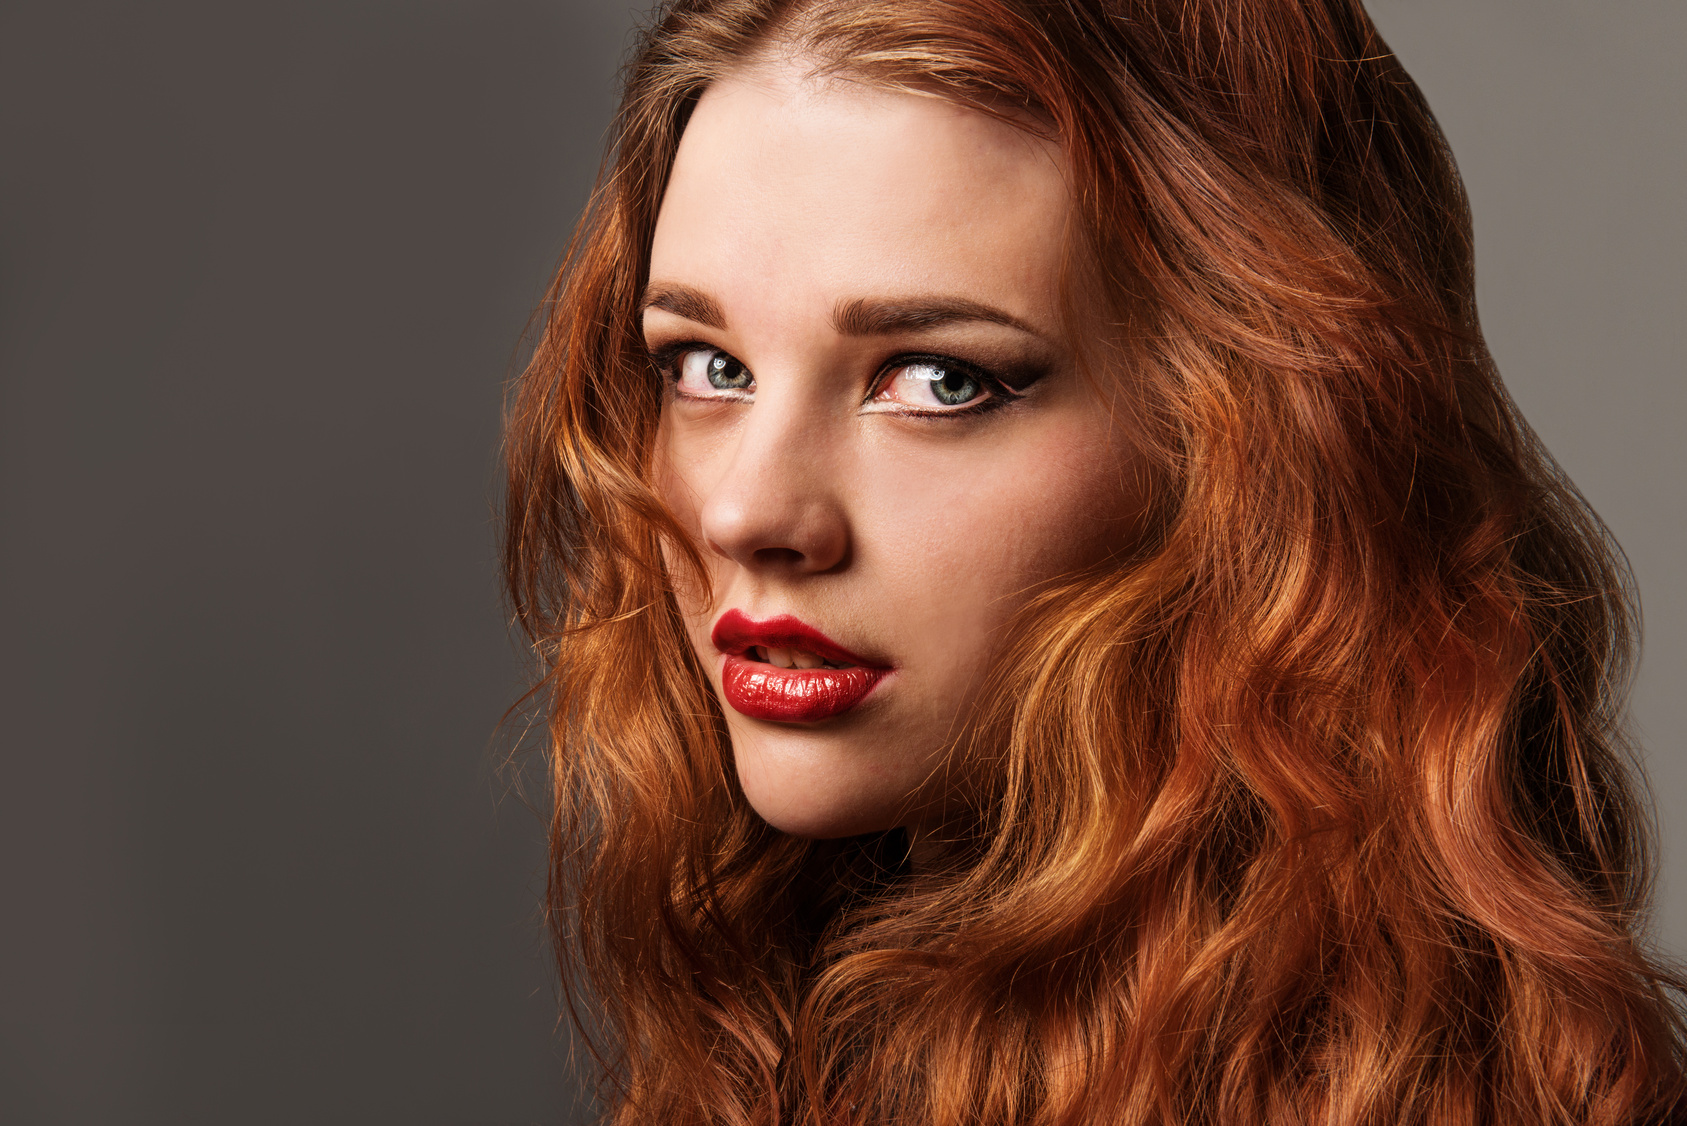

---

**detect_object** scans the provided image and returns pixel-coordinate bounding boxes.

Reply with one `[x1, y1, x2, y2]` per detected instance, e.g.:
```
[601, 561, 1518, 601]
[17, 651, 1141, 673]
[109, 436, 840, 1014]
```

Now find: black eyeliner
[865, 351, 1037, 418]
[647, 340, 707, 381]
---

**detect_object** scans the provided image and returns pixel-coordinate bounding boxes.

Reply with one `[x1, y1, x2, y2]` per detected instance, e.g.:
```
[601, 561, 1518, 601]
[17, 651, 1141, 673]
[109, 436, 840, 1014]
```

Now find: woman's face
[648, 54, 1145, 841]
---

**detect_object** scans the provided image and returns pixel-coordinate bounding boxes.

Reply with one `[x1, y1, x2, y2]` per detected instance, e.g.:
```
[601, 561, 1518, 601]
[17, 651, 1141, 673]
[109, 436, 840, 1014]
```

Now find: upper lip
[710, 609, 888, 668]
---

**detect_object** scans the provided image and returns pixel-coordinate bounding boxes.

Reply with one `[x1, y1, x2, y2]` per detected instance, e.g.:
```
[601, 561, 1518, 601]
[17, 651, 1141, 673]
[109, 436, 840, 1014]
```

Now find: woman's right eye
[670, 347, 754, 400]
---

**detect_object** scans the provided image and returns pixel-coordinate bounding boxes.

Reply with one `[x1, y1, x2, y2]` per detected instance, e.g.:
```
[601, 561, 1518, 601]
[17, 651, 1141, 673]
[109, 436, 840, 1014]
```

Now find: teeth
[747, 646, 845, 670]
[743, 643, 861, 670]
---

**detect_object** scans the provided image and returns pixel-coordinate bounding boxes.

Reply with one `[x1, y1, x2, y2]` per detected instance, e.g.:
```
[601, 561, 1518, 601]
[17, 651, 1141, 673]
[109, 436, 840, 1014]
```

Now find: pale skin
[647, 52, 1146, 844]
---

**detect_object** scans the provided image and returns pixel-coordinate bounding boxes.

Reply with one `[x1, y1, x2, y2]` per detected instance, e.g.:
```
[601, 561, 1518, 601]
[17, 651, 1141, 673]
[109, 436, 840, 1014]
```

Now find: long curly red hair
[503, 1, 1687, 1123]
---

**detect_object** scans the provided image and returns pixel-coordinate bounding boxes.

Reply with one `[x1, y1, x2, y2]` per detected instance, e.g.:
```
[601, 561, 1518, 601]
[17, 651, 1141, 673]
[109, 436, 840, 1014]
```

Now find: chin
[730, 738, 916, 840]
[744, 804, 893, 840]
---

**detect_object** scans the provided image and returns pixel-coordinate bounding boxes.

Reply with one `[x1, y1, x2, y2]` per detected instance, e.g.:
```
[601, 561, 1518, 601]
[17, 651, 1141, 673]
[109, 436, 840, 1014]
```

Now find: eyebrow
[640, 282, 727, 329]
[640, 281, 1044, 339]
[832, 295, 1043, 339]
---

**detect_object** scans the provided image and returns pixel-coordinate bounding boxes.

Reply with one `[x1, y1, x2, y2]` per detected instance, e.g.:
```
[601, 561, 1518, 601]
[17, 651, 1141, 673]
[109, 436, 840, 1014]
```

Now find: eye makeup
[649, 341, 755, 402]
[649, 337, 1053, 420]
[862, 353, 1028, 418]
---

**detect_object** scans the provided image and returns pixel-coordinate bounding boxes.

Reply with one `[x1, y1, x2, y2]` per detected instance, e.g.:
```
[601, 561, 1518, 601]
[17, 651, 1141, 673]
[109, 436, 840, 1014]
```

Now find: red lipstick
[711, 609, 891, 723]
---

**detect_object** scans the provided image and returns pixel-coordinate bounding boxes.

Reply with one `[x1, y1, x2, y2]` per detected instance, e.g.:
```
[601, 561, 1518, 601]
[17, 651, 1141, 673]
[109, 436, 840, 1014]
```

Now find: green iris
[928, 364, 981, 406]
[707, 352, 752, 390]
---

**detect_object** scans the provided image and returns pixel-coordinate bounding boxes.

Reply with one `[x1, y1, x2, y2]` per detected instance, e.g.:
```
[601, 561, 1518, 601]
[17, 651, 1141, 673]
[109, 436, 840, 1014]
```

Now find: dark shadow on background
[0, 2, 646, 1122]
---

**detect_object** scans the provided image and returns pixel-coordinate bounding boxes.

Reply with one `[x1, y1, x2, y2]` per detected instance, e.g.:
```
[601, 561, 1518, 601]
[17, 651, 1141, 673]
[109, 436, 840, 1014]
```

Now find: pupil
[706, 352, 751, 390]
[931, 366, 980, 406]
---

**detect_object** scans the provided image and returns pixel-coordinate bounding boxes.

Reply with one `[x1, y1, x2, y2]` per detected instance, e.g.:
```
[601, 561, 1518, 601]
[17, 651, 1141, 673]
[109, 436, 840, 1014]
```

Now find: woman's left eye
[868, 358, 1007, 415]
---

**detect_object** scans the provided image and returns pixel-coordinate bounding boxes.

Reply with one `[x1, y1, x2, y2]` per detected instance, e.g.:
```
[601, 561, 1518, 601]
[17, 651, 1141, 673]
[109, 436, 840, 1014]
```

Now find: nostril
[751, 547, 805, 567]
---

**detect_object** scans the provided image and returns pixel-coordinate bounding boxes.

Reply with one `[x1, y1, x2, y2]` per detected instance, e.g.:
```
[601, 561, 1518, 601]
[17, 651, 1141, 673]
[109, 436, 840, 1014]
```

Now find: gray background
[0, 1, 1680, 1123]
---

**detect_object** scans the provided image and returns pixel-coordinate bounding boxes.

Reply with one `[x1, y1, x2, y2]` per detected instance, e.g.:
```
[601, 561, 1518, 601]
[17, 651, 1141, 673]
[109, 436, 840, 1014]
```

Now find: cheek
[653, 414, 701, 530]
[860, 417, 1139, 653]
[652, 416, 723, 627]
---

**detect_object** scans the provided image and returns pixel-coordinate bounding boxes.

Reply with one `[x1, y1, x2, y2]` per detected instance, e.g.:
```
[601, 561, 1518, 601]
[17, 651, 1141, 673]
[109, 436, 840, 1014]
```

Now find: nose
[696, 390, 850, 575]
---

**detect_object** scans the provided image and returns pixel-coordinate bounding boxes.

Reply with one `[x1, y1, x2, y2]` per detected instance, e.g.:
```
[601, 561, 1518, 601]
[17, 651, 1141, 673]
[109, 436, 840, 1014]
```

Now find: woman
[503, 0, 1686, 1122]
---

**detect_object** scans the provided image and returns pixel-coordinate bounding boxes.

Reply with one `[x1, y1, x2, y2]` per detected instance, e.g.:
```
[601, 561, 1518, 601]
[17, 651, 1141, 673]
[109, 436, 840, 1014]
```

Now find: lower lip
[720, 656, 889, 723]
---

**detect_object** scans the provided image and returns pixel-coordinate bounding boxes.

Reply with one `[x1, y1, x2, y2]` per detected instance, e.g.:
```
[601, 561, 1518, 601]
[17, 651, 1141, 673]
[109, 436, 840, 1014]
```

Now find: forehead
[649, 55, 1072, 330]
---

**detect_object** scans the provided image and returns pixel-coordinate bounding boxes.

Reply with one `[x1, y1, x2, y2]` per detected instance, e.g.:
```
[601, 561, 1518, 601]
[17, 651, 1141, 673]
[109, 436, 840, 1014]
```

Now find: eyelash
[648, 342, 1024, 418]
[870, 353, 1024, 418]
